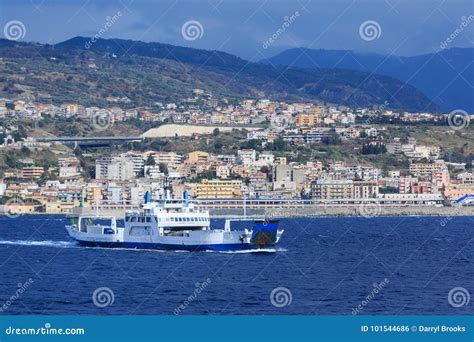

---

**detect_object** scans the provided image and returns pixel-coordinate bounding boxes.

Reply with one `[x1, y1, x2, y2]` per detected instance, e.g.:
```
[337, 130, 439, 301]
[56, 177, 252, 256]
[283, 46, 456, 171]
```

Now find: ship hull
[66, 215, 282, 252]
[73, 239, 272, 252]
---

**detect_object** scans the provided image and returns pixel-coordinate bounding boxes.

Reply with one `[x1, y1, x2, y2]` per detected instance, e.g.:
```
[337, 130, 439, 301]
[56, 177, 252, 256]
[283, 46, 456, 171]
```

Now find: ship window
[131, 217, 136, 222]
[125, 217, 130, 222]
[178, 218, 182, 222]
[146, 217, 151, 222]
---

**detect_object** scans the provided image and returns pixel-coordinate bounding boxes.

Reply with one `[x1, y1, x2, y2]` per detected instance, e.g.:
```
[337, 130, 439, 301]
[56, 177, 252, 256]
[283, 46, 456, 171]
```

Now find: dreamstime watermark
[439, 202, 463, 227]
[92, 287, 115, 308]
[262, 11, 301, 49]
[270, 114, 290, 132]
[448, 287, 470, 308]
[174, 278, 211, 315]
[447, 109, 470, 131]
[358, 202, 382, 218]
[91, 112, 114, 131]
[3, 20, 26, 41]
[440, 15, 474, 50]
[5, 323, 85, 336]
[84, 11, 123, 49]
[0, 278, 34, 313]
[352, 278, 390, 315]
[181, 20, 204, 41]
[270, 287, 292, 308]
[359, 20, 382, 41]
[365, 101, 389, 125]
[4, 198, 25, 219]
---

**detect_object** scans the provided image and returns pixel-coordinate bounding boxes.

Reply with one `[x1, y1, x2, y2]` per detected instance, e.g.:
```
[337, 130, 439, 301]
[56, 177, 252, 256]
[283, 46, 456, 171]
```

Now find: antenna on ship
[163, 175, 173, 200]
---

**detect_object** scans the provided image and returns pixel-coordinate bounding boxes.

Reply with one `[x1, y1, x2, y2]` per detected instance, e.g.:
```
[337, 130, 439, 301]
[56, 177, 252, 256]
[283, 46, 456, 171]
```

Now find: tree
[322, 132, 341, 145]
[20, 146, 31, 156]
[362, 142, 387, 155]
[12, 131, 25, 142]
[240, 139, 259, 150]
[146, 155, 156, 166]
[379, 186, 398, 194]
[5, 154, 18, 168]
[74, 146, 82, 156]
[273, 138, 287, 151]
[158, 162, 168, 175]
[214, 142, 223, 151]
[213, 128, 220, 136]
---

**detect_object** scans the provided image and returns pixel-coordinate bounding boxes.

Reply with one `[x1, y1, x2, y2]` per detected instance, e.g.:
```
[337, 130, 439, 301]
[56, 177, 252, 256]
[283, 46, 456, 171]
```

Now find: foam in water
[0, 240, 77, 248]
[0, 240, 287, 254]
[206, 247, 287, 254]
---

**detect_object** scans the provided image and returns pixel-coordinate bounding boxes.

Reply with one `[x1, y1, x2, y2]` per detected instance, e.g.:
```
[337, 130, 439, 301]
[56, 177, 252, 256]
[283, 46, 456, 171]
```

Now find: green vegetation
[0, 37, 436, 111]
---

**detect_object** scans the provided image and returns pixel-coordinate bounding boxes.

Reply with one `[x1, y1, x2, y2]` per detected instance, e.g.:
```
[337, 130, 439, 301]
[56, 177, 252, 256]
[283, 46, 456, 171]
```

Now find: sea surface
[0, 215, 472, 315]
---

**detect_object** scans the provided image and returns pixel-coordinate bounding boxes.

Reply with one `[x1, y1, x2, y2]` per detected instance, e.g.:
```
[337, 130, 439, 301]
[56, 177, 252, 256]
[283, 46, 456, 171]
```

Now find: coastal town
[0, 92, 472, 215]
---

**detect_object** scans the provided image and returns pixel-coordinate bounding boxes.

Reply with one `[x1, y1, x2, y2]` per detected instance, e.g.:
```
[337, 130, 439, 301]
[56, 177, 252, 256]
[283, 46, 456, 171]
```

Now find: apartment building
[188, 151, 209, 164]
[311, 180, 354, 200]
[237, 149, 256, 166]
[295, 113, 318, 127]
[191, 179, 242, 199]
[151, 152, 184, 165]
[95, 156, 135, 181]
[20, 166, 44, 179]
[399, 177, 418, 194]
[353, 181, 379, 198]
[409, 160, 446, 176]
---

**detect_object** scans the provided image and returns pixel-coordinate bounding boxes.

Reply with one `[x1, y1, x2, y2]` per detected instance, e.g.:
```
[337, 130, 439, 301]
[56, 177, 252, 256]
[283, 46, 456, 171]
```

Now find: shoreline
[1, 205, 473, 218]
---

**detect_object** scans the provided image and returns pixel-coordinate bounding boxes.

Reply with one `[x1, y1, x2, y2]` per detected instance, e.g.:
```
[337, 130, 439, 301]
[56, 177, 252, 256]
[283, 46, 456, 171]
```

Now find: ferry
[65, 191, 283, 252]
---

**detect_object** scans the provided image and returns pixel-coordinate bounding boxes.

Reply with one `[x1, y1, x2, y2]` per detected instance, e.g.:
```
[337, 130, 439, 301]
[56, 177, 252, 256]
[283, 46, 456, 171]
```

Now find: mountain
[262, 47, 474, 112]
[0, 37, 438, 111]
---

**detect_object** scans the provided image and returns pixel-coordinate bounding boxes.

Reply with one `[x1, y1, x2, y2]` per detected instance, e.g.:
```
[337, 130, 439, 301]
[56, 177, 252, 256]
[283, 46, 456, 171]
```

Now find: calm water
[0, 215, 472, 315]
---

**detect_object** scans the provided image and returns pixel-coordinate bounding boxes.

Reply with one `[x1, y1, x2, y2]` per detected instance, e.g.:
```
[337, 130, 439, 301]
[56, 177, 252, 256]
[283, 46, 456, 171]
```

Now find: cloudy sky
[1, 0, 473, 60]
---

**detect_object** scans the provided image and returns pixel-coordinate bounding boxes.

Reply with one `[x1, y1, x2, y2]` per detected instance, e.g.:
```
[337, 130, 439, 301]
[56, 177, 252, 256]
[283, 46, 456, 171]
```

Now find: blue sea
[0, 215, 472, 315]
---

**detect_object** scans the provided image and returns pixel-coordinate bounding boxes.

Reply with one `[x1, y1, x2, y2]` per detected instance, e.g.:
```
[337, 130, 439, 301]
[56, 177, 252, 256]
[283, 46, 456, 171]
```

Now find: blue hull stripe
[75, 240, 273, 252]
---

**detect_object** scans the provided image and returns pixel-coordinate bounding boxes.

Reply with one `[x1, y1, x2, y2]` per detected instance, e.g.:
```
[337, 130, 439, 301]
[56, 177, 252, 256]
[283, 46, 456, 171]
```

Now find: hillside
[0, 37, 438, 111]
[262, 47, 474, 112]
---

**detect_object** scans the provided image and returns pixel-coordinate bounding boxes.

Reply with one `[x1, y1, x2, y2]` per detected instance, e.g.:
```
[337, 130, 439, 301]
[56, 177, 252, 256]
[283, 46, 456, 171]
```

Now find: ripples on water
[0, 215, 472, 315]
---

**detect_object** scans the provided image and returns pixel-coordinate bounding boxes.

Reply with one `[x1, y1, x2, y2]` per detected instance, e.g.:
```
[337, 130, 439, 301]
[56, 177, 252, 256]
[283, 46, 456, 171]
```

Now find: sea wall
[57, 205, 474, 218]
[1, 205, 473, 218]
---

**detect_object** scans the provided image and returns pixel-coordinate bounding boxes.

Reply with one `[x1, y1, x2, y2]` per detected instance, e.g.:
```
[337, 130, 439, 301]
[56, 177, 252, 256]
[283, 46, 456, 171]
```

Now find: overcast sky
[1, 0, 473, 60]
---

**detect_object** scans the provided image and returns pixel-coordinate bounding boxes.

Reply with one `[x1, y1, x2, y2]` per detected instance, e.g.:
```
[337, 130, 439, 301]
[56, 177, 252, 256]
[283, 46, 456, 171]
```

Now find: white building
[237, 149, 256, 166]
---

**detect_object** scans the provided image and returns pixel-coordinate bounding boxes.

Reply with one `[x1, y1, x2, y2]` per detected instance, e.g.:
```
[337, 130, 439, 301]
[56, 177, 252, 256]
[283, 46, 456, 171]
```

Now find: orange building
[295, 113, 318, 127]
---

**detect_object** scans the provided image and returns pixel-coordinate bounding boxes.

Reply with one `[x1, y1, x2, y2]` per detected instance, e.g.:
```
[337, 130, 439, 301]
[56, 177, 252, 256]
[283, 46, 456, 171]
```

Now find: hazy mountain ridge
[262, 47, 474, 112]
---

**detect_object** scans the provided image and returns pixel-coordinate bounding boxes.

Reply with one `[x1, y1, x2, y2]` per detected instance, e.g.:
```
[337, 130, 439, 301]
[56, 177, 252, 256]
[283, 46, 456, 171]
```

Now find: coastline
[1, 205, 473, 218]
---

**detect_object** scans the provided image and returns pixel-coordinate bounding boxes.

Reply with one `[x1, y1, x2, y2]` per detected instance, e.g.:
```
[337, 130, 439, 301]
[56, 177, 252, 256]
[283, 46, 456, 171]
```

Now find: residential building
[311, 180, 353, 200]
[353, 181, 379, 198]
[191, 179, 242, 198]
